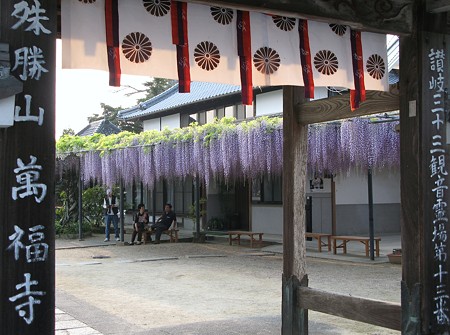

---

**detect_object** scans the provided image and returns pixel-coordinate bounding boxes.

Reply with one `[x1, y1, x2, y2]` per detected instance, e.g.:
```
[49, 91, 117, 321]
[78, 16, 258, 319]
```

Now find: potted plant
[387, 248, 402, 264]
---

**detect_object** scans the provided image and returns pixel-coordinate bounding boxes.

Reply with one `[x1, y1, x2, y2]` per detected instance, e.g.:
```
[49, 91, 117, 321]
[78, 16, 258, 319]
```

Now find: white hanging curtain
[61, 0, 388, 105]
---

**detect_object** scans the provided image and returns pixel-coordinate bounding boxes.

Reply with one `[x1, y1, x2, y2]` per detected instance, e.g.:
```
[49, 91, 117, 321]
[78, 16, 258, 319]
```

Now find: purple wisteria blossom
[58, 117, 400, 189]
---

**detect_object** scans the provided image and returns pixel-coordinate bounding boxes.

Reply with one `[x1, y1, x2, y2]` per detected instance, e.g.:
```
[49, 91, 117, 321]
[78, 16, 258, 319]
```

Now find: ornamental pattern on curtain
[61, 0, 388, 105]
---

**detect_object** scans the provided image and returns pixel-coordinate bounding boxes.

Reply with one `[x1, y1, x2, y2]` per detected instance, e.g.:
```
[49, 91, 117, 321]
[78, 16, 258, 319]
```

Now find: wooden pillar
[282, 86, 308, 334]
[400, 1, 449, 333]
[119, 179, 125, 242]
[0, 1, 56, 334]
[78, 158, 83, 241]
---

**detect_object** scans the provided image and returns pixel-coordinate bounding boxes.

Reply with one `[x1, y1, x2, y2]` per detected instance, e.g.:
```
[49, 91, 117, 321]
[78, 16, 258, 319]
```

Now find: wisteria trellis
[56, 117, 400, 188]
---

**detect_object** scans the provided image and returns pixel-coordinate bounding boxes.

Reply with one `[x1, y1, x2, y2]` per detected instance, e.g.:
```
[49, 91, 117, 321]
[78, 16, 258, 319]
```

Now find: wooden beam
[399, 3, 449, 333]
[296, 90, 399, 125]
[282, 86, 308, 334]
[187, 0, 413, 34]
[298, 287, 401, 331]
[427, 0, 450, 13]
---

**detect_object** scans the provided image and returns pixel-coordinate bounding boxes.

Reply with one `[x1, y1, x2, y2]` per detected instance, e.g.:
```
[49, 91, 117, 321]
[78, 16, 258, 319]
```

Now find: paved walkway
[56, 308, 102, 334]
[55, 229, 402, 334]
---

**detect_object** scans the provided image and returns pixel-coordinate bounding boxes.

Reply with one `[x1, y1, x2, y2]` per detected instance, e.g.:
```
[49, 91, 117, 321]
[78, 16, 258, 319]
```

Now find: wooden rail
[298, 286, 401, 331]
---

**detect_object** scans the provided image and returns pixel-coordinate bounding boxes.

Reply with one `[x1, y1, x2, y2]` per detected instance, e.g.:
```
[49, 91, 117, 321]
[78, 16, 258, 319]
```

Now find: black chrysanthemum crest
[143, 0, 171, 17]
[366, 54, 386, 80]
[122, 32, 153, 63]
[272, 16, 296, 31]
[253, 47, 281, 74]
[194, 41, 221, 71]
[314, 50, 338, 75]
[329, 24, 347, 36]
[210, 7, 234, 25]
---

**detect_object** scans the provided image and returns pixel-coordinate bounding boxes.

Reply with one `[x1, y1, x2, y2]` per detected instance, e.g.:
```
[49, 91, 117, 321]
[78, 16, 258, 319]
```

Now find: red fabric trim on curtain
[298, 19, 314, 99]
[237, 10, 252, 105]
[105, 0, 121, 87]
[350, 29, 366, 110]
[171, 1, 190, 93]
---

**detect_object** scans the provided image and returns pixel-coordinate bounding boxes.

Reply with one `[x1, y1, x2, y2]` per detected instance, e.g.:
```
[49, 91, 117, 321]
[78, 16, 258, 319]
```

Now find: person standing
[151, 203, 177, 244]
[103, 188, 119, 242]
[130, 203, 149, 245]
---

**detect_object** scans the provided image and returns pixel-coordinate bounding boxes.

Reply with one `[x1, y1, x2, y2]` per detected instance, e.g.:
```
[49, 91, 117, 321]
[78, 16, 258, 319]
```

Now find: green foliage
[62, 128, 75, 136]
[56, 168, 79, 226]
[55, 184, 106, 236]
[82, 185, 106, 227]
[55, 221, 92, 237]
[206, 217, 225, 231]
[136, 78, 175, 104]
[56, 116, 283, 155]
[188, 197, 207, 229]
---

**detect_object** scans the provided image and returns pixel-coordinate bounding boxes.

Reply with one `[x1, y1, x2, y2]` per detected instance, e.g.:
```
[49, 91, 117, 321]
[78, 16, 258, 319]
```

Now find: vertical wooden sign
[422, 31, 449, 333]
[0, 1, 56, 334]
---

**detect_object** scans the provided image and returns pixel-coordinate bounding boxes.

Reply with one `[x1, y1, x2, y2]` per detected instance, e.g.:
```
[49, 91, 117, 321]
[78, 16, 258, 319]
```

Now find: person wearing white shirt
[103, 189, 119, 242]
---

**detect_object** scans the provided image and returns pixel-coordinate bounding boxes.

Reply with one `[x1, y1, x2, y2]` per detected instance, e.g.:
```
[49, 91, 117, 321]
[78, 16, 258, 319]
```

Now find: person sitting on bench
[151, 203, 177, 244]
[130, 203, 149, 245]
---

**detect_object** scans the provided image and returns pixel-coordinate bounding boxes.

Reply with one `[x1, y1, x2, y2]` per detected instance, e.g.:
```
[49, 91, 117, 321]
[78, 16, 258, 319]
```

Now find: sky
[55, 40, 148, 138]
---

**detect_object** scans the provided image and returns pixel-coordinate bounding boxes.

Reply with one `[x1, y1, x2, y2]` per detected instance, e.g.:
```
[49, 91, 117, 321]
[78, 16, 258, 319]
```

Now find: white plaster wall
[255, 90, 282, 116]
[143, 118, 160, 131]
[246, 104, 254, 118]
[335, 169, 400, 205]
[255, 87, 328, 117]
[161, 114, 180, 129]
[0, 96, 15, 127]
[251, 204, 283, 234]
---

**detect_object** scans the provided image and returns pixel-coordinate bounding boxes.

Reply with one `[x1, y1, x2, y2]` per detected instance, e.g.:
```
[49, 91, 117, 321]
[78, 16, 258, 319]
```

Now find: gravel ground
[56, 239, 401, 335]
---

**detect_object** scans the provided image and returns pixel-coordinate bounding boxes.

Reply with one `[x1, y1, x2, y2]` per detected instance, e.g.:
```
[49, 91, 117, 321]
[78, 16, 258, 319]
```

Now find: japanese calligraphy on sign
[9, 273, 45, 325]
[427, 46, 449, 326]
[7, 225, 49, 263]
[12, 46, 49, 81]
[14, 94, 44, 125]
[11, 0, 51, 36]
[12, 155, 47, 203]
[5, 0, 54, 330]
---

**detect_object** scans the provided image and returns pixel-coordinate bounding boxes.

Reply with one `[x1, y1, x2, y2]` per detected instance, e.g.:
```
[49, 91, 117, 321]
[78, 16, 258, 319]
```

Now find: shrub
[83, 185, 106, 227]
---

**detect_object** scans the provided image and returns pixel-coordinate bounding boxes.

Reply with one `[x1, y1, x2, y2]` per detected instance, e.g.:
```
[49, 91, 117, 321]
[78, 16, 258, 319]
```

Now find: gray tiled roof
[388, 69, 399, 85]
[76, 119, 121, 136]
[118, 82, 241, 120]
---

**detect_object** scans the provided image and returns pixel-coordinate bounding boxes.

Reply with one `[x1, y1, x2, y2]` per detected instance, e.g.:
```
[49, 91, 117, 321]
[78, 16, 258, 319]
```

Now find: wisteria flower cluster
[308, 119, 400, 176]
[56, 116, 399, 189]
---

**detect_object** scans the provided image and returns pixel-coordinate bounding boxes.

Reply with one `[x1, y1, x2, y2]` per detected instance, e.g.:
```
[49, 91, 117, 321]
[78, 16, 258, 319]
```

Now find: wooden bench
[142, 228, 179, 244]
[330, 235, 381, 257]
[227, 231, 264, 248]
[305, 232, 332, 252]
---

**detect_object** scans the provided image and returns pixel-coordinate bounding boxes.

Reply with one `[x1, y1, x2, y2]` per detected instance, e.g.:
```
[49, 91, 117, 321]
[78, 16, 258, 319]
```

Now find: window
[216, 107, 225, 119]
[251, 176, 282, 203]
[198, 111, 206, 125]
[180, 114, 192, 128]
[236, 105, 245, 120]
